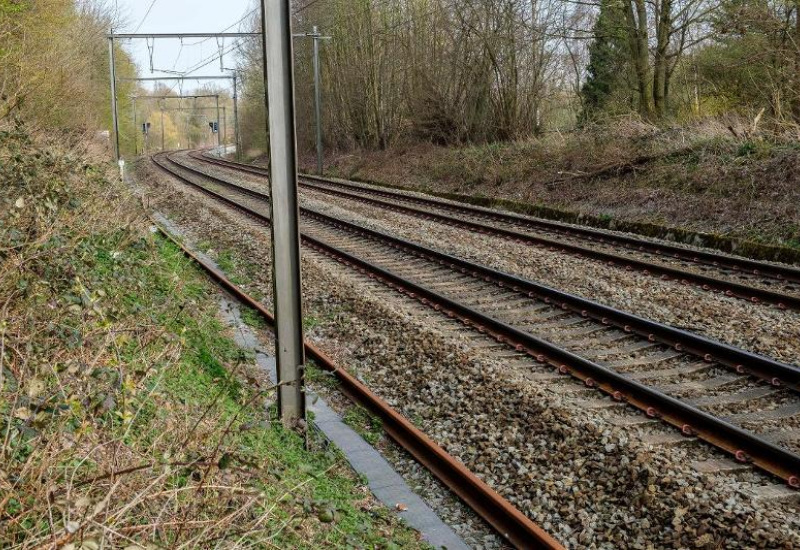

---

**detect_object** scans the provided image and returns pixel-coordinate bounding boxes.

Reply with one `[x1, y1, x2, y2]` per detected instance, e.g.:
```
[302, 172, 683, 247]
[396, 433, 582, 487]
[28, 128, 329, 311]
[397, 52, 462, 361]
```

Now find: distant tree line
[581, 0, 800, 123]
[0, 0, 137, 150]
[234, 0, 799, 156]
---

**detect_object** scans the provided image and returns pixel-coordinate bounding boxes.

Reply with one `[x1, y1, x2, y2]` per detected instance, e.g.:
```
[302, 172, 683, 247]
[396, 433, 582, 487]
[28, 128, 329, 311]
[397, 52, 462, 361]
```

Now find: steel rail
[300, 176, 800, 310]
[181, 153, 800, 391]
[149, 177, 564, 550]
[154, 152, 800, 488]
[194, 152, 800, 308]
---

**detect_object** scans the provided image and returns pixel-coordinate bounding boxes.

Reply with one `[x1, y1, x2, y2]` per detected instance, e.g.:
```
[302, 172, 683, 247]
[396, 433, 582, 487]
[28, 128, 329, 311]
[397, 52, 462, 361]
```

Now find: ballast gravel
[139, 161, 800, 549]
[300, 190, 800, 366]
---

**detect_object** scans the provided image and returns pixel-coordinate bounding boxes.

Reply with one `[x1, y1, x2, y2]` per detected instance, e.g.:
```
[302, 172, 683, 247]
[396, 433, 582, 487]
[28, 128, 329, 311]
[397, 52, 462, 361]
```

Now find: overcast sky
[112, 0, 255, 94]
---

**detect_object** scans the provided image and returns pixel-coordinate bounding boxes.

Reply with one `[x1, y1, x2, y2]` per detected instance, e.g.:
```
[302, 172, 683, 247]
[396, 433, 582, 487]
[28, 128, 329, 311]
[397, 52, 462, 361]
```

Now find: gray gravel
[138, 158, 800, 549]
[301, 189, 800, 366]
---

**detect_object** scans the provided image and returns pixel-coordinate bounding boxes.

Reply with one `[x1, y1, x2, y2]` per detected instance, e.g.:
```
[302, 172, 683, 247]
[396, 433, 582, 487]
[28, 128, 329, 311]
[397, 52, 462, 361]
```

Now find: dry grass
[0, 123, 427, 549]
[311, 116, 800, 250]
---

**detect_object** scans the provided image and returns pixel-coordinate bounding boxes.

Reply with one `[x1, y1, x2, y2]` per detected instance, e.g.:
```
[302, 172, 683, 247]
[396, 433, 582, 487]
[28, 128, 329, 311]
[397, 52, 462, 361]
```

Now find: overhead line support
[107, 32, 259, 39]
[132, 94, 222, 100]
[122, 76, 236, 82]
[127, 79, 241, 157]
[232, 72, 241, 160]
[108, 32, 121, 162]
[295, 27, 331, 175]
[261, 0, 306, 427]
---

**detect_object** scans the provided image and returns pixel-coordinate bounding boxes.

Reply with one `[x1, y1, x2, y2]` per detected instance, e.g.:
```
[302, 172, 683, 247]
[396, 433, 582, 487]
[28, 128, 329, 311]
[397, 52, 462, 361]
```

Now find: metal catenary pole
[186, 105, 192, 150]
[312, 26, 324, 175]
[293, 29, 331, 174]
[233, 73, 241, 160]
[215, 94, 221, 149]
[222, 106, 227, 151]
[261, 0, 306, 426]
[160, 103, 165, 151]
[132, 97, 138, 156]
[108, 33, 121, 161]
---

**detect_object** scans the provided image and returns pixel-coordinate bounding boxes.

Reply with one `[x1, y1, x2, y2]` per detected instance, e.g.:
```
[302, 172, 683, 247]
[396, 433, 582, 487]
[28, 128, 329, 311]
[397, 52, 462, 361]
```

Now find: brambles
[0, 125, 428, 549]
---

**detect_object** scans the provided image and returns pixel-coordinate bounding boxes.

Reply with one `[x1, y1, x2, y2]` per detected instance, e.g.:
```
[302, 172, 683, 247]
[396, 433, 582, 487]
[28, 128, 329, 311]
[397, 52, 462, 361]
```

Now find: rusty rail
[150, 203, 564, 549]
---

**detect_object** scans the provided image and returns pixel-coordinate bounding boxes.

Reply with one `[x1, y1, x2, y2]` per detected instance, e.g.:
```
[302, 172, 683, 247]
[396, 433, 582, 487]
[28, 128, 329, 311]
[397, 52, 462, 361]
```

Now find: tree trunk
[624, 0, 654, 118]
[794, 0, 800, 121]
[653, 0, 672, 118]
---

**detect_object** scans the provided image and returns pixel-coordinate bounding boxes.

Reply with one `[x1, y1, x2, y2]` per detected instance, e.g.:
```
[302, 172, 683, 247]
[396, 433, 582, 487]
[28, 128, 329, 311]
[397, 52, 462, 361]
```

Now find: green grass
[303, 315, 322, 331]
[240, 304, 269, 329]
[152, 237, 424, 548]
[0, 125, 428, 549]
[342, 406, 384, 447]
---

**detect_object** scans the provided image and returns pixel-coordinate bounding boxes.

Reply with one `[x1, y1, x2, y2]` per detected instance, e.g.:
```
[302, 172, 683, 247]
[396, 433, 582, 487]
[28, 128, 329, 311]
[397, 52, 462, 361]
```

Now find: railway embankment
[303, 120, 800, 263]
[0, 125, 429, 549]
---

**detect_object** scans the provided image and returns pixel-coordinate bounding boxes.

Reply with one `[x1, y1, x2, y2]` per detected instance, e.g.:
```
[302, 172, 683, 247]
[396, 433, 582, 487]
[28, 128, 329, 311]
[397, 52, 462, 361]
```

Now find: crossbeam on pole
[159, 107, 221, 111]
[132, 95, 222, 100]
[123, 76, 235, 82]
[108, 32, 259, 39]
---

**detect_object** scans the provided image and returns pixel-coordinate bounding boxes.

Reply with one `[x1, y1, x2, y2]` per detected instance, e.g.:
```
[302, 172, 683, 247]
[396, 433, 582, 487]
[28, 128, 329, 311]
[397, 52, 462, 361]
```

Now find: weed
[240, 305, 268, 329]
[304, 315, 322, 331]
[0, 125, 428, 549]
[343, 406, 384, 446]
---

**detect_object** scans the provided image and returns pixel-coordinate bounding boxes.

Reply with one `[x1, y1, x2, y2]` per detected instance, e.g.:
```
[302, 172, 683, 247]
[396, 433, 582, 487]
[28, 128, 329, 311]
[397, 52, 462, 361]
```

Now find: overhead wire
[133, 0, 160, 34]
[181, 7, 258, 46]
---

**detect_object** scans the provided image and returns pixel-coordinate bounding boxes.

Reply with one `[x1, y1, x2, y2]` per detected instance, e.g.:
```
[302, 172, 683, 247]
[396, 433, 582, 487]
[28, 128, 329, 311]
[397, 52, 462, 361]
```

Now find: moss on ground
[0, 124, 428, 549]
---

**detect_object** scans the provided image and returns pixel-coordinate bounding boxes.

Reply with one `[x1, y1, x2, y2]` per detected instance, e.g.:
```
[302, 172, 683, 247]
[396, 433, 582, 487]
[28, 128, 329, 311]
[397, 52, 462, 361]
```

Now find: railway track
[153, 151, 800, 492]
[191, 151, 800, 312]
[152, 221, 560, 550]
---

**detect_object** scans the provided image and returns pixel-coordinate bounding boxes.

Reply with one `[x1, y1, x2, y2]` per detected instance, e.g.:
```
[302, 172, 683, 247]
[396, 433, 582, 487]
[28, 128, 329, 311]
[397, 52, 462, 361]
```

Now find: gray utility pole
[221, 106, 227, 150]
[261, 0, 306, 426]
[294, 28, 331, 175]
[311, 27, 329, 175]
[232, 73, 241, 160]
[108, 32, 121, 161]
[215, 94, 221, 149]
[160, 104, 165, 151]
[132, 97, 138, 156]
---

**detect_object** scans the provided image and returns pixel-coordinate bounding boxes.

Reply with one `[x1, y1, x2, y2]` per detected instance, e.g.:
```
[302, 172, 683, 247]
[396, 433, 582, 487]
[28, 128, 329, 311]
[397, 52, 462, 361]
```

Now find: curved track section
[153, 151, 800, 490]
[154, 220, 563, 550]
[194, 152, 800, 311]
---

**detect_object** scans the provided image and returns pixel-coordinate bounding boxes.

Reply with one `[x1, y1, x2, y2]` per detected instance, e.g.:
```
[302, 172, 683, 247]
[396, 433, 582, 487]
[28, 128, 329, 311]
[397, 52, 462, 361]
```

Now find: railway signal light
[142, 122, 151, 135]
[209, 121, 219, 134]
